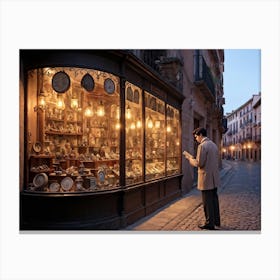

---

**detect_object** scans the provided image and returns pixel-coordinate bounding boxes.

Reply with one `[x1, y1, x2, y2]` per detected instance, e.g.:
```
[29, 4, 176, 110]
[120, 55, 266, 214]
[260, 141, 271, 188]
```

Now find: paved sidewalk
[126, 160, 233, 231]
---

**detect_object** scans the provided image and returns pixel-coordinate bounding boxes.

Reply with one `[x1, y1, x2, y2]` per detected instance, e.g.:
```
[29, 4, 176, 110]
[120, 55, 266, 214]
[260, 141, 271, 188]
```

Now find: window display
[145, 92, 166, 180]
[27, 67, 120, 193]
[25, 68, 181, 193]
[166, 105, 180, 176]
[125, 83, 143, 185]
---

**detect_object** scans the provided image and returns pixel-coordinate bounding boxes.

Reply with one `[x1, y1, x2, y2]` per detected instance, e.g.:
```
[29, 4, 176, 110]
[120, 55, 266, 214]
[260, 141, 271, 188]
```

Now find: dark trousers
[201, 188, 220, 226]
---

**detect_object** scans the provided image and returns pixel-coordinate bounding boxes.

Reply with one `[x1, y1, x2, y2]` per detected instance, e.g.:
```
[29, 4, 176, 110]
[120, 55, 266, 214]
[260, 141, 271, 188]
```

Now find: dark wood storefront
[20, 50, 184, 230]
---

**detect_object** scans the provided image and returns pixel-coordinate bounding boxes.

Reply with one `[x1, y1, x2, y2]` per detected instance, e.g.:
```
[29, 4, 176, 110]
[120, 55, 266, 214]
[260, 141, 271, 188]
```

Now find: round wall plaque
[104, 78, 115, 94]
[52, 71, 70, 93]
[81, 73, 95, 92]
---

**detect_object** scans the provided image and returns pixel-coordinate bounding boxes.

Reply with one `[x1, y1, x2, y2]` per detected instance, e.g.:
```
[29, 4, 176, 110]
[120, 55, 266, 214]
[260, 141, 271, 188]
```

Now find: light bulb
[71, 98, 79, 110]
[126, 105, 131, 119]
[56, 95, 65, 110]
[97, 101, 105, 117]
[147, 116, 153, 129]
[136, 119, 142, 128]
[84, 104, 93, 117]
[155, 121, 161, 129]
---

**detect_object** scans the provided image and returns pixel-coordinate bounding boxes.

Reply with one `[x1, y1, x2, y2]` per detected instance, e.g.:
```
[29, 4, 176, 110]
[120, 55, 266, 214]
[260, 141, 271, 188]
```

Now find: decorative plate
[104, 78, 115, 94]
[52, 71, 70, 93]
[32, 142, 42, 153]
[33, 173, 48, 188]
[61, 176, 74, 191]
[81, 73, 95, 92]
[49, 182, 60, 192]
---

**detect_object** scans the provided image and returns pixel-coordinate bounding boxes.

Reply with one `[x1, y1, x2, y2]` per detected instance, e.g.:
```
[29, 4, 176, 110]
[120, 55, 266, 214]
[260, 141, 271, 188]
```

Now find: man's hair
[192, 127, 207, 137]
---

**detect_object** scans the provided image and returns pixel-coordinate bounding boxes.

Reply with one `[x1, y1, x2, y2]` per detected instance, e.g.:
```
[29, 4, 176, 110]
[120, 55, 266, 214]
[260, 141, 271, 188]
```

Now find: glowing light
[155, 121, 161, 129]
[84, 104, 93, 117]
[71, 98, 79, 110]
[126, 105, 132, 119]
[146, 116, 153, 129]
[56, 95, 65, 110]
[38, 96, 46, 108]
[136, 119, 142, 129]
[97, 101, 105, 117]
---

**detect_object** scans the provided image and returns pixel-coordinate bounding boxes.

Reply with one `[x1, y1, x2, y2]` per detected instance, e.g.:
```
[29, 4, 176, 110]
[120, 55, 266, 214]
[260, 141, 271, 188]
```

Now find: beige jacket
[189, 137, 221, 190]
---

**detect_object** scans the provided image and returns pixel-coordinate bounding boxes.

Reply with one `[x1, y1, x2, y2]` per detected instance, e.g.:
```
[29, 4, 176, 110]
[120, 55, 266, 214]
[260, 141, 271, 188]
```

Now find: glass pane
[166, 105, 180, 176]
[145, 92, 165, 181]
[125, 82, 143, 185]
[26, 67, 120, 193]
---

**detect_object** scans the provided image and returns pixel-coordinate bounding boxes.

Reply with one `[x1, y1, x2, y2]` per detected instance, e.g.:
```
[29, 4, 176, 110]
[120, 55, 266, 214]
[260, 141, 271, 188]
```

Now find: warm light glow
[97, 101, 105, 117]
[116, 106, 120, 119]
[56, 95, 65, 110]
[146, 116, 153, 129]
[230, 145, 235, 151]
[155, 121, 161, 129]
[84, 105, 93, 117]
[126, 105, 132, 119]
[71, 98, 79, 110]
[115, 123, 120, 130]
[166, 125, 171, 133]
[136, 119, 142, 129]
[247, 144, 251, 149]
[130, 122, 136, 130]
[38, 96, 46, 108]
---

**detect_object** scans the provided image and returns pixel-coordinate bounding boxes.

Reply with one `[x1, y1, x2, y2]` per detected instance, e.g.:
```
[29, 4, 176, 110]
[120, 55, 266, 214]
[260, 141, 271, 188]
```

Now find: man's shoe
[215, 223, 220, 227]
[198, 224, 215, 230]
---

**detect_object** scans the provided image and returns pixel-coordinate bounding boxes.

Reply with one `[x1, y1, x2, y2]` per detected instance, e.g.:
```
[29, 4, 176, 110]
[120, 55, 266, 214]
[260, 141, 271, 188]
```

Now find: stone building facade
[222, 93, 261, 161]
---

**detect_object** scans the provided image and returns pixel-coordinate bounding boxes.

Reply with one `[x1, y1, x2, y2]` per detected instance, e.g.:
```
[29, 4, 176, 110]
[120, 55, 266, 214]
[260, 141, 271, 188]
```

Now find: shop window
[26, 67, 120, 193]
[25, 67, 181, 193]
[125, 82, 144, 185]
[145, 92, 166, 180]
[166, 105, 180, 176]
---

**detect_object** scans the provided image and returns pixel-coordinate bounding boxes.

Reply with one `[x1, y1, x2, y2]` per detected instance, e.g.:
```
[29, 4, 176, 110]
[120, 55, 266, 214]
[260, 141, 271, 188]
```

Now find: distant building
[222, 92, 261, 161]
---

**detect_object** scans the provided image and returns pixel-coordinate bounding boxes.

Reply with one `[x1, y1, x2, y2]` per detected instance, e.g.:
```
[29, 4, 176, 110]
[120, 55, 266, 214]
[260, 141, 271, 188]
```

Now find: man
[183, 127, 221, 230]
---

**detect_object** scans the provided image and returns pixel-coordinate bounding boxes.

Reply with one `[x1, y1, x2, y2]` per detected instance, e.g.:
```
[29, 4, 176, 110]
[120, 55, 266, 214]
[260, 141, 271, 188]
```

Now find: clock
[52, 71, 70, 93]
[104, 78, 115, 94]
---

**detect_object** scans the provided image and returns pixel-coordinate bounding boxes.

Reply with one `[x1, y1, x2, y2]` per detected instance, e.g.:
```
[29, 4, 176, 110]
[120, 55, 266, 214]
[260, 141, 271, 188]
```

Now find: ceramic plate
[49, 182, 60, 192]
[33, 173, 48, 188]
[61, 176, 74, 191]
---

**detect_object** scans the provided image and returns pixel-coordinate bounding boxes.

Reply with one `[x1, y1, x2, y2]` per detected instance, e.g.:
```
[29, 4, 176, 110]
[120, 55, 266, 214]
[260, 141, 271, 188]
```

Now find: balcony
[193, 55, 215, 100]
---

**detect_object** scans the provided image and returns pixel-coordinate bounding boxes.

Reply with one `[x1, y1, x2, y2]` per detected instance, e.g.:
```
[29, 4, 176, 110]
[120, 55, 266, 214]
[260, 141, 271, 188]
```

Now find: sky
[223, 49, 261, 114]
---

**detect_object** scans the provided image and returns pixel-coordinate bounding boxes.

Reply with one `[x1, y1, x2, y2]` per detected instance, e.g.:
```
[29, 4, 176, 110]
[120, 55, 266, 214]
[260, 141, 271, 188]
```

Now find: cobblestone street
[126, 160, 261, 231]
